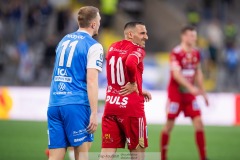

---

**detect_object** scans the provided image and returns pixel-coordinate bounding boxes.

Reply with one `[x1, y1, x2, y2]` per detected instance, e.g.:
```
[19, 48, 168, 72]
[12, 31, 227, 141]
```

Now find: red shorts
[101, 115, 148, 150]
[167, 93, 201, 119]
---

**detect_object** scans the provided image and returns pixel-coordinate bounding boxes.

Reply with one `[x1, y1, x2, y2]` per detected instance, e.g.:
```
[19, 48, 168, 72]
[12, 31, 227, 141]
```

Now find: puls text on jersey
[106, 95, 128, 108]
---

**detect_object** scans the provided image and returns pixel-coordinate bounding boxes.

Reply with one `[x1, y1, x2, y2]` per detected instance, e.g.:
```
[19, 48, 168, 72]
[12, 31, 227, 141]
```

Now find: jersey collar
[77, 29, 91, 36]
[124, 40, 142, 48]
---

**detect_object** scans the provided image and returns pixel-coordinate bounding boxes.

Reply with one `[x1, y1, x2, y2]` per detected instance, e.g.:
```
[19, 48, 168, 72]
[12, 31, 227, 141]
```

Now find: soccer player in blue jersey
[47, 6, 103, 160]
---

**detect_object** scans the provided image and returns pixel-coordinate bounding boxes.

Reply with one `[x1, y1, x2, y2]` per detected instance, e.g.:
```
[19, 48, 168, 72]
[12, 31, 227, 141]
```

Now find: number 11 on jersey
[59, 40, 78, 68]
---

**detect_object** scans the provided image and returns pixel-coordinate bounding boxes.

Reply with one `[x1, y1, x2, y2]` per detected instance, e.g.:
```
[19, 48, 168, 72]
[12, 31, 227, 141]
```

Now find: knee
[162, 122, 174, 134]
[162, 127, 170, 134]
[195, 124, 204, 132]
[193, 117, 204, 131]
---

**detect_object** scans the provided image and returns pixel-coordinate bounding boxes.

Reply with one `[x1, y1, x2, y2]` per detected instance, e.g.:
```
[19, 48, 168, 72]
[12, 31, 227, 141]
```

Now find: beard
[92, 30, 99, 40]
[92, 29, 99, 37]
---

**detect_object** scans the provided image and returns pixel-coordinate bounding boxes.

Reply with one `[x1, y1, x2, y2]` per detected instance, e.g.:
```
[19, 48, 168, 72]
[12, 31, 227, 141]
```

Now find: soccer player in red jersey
[160, 26, 209, 160]
[99, 22, 152, 160]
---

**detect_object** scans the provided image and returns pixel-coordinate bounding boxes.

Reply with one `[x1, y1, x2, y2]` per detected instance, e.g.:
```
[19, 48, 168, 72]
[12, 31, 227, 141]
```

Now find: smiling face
[125, 24, 148, 48]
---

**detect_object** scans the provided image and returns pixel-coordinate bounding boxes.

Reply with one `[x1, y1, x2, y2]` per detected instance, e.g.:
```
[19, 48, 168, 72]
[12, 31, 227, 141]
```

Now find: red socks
[160, 132, 169, 160]
[195, 131, 206, 160]
[161, 130, 206, 160]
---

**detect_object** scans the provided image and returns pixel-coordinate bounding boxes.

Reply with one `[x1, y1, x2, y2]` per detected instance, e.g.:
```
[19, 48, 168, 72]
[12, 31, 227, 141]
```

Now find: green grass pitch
[0, 120, 239, 160]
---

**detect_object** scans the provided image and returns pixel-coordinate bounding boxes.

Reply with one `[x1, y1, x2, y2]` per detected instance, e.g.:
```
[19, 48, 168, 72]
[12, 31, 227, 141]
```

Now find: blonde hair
[77, 6, 99, 28]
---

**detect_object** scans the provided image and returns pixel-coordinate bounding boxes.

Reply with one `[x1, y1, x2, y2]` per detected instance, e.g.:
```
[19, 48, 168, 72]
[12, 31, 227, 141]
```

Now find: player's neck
[125, 39, 141, 47]
[78, 28, 94, 37]
[181, 43, 193, 53]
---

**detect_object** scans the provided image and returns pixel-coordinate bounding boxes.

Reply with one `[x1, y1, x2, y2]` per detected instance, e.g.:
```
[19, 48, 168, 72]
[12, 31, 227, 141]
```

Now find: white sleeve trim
[87, 43, 104, 72]
[129, 54, 140, 64]
[170, 61, 181, 71]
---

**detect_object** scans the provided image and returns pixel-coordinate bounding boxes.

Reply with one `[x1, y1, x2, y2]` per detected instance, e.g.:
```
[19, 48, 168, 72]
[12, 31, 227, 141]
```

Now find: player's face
[132, 25, 148, 48]
[182, 30, 197, 47]
[92, 12, 101, 36]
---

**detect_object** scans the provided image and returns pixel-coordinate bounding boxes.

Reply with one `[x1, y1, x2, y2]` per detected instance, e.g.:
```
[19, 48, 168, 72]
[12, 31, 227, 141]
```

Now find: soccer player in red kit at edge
[160, 26, 209, 160]
[99, 22, 152, 160]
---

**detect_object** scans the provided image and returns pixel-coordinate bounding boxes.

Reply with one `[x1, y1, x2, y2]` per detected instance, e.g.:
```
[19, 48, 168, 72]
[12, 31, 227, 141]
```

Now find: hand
[201, 92, 209, 107]
[189, 86, 200, 96]
[142, 90, 152, 102]
[119, 82, 139, 96]
[87, 113, 98, 133]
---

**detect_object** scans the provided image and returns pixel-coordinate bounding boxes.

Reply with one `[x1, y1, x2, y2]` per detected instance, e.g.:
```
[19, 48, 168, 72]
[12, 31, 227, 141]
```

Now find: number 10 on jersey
[109, 56, 125, 86]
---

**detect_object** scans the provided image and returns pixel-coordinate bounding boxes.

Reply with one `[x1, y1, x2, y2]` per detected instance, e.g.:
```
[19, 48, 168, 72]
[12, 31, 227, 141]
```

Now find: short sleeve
[170, 52, 181, 71]
[125, 47, 145, 83]
[87, 43, 104, 72]
[129, 47, 145, 64]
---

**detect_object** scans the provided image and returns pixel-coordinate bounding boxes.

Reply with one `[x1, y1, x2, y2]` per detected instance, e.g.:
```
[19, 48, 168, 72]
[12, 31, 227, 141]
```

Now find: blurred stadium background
[0, 0, 240, 159]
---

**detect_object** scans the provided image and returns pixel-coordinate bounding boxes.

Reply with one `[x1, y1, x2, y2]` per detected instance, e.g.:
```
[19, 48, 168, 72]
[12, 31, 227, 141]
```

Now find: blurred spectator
[100, 0, 118, 28]
[56, 8, 71, 35]
[119, 0, 144, 20]
[207, 43, 218, 65]
[39, 0, 53, 38]
[43, 35, 57, 69]
[222, 0, 235, 7]
[17, 35, 35, 85]
[0, 10, 3, 51]
[26, 4, 42, 43]
[186, 1, 200, 27]
[26, 1, 53, 43]
[202, 0, 214, 20]
[205, 19, 224, 64]
[65, 10, 78, 34]
[56, 8, 77, 36]
[224, 20, 238, 47]
[0, 10, 3, 37]
[39, 0, 53, 23]
[223, 43, 239, 91]
[204, 19, 224, 91]
[7, 0, 24, 42]
[26, 5, 40, 29]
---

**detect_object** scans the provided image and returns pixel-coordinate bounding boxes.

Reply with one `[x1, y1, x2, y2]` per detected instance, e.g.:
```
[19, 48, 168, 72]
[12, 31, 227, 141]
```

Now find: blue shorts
[47, 104, 93, 149]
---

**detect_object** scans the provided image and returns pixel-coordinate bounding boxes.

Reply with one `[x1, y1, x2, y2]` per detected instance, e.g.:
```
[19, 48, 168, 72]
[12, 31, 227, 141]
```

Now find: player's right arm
[170, 53, 199, 95]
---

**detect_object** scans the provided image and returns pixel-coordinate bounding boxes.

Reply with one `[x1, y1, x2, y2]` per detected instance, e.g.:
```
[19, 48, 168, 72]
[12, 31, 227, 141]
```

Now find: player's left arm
[86, 43, 104, 133]
[87, 68, 99, 133]
[195, 64, 209, 106]
[120, 48, 143, 96]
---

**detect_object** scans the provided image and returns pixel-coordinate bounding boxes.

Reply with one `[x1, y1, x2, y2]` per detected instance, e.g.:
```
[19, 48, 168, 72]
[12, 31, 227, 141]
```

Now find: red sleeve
[170, 51, 181, 71]
[197, 50, 201, 63]
[125, 47, 144, 83]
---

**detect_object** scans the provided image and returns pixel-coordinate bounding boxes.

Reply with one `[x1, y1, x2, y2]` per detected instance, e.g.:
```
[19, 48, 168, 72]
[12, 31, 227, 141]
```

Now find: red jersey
[104, 40, 145, 117]
[168, 45, 200, 98]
